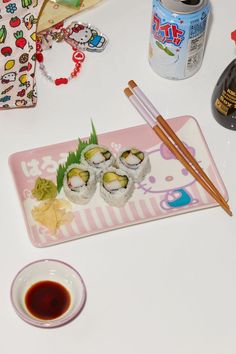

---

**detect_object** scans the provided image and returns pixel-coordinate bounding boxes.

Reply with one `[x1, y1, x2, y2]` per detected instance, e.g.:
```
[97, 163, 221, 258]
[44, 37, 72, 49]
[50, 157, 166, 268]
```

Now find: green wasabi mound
[32, 177, 57, 201]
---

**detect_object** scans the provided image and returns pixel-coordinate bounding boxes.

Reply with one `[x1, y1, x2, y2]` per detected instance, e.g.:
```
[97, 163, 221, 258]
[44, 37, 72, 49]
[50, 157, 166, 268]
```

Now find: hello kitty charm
[65, 22, 108, 53]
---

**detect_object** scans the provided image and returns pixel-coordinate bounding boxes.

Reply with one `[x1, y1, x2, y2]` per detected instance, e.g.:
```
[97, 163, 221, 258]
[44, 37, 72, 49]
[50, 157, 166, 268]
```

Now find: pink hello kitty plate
[9, 116, 228, 247]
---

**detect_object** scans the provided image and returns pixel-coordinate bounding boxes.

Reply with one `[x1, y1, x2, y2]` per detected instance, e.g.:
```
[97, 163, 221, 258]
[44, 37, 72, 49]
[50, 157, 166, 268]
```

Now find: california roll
[80, 144, 115, 175]
[117, 147, 151, 182]
[100, 167, 134, 207]
[63, 163, 96, 204]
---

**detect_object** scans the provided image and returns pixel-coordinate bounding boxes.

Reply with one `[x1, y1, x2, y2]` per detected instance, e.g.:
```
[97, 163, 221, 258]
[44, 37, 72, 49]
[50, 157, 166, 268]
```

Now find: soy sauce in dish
[25, 280, 71, 320]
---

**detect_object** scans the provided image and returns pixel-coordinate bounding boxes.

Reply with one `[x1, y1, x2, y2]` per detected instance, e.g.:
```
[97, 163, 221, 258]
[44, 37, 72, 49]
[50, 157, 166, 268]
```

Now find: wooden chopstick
[124, 87, 232, 216]
[128, 80, 230, 209]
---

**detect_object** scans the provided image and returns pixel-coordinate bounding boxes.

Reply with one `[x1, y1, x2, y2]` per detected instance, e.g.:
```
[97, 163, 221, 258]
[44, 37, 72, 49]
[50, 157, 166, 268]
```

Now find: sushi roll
[80, 144, 115, 175]
[100, 167, 134, 207]
[116, 147, 151, 182]
[63, 163, 96, 204]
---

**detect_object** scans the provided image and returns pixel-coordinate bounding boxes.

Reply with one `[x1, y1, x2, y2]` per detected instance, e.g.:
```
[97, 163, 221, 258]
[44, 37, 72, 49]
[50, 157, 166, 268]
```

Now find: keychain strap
[36, 27, 85, 86]
[36, 21, 108, 86]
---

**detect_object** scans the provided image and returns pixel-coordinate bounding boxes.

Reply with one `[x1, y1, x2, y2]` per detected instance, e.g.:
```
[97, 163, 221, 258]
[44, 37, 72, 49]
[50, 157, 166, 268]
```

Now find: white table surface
[1, 1, 236, 353]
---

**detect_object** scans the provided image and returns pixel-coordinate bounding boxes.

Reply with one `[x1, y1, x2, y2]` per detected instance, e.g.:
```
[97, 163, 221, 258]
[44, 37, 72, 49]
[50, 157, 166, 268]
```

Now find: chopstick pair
[124, 80, 232, 216]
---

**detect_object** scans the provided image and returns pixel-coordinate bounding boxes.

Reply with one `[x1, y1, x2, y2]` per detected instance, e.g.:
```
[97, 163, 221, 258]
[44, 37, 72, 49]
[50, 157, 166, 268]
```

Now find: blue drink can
[149, 0, 210, 80]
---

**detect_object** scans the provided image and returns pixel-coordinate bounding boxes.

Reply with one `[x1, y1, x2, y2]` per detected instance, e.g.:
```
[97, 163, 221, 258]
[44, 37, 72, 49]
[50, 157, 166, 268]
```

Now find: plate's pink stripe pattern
[119, 207, 131, 224]
[139, 200, 153, 218]
[150, 197, 162, 215]
[74, 213, 88, 235]
[107, 206, 120, 225]
[65, 222, 77, 238]
[96, 207, 109, 228]
[129, 201, 143, 220]
[84, 209, 99, 231]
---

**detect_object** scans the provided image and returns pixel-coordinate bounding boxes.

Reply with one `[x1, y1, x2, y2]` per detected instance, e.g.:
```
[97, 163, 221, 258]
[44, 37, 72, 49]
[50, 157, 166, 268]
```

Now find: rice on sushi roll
[80, 144, 115, 175]
[63, 163, 96, 204]
[100, 167, 134, 207]
[116, 147, 151, 182]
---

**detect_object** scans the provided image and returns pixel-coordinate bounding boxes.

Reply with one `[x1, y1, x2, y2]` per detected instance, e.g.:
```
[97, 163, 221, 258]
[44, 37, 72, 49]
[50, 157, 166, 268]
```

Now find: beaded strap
[36, 32, 85, 86]
[36, 21, 107, 86]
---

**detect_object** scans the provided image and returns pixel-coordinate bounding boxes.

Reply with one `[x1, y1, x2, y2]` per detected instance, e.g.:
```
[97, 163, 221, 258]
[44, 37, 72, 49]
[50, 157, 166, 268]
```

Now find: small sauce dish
[10, 259, 86, 328]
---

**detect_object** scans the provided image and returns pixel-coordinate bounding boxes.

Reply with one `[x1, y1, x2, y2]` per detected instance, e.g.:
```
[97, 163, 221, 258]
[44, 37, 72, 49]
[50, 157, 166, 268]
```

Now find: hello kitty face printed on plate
[137, 142, 199, 194]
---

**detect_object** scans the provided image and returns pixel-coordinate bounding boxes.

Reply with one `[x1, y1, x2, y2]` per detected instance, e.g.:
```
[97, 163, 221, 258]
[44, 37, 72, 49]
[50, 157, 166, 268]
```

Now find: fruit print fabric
[0, 0, 41, 108]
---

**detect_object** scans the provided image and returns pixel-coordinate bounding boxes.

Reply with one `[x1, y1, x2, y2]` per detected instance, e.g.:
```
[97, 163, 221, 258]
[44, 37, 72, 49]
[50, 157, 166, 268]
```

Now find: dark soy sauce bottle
[211, 31, 236, 130]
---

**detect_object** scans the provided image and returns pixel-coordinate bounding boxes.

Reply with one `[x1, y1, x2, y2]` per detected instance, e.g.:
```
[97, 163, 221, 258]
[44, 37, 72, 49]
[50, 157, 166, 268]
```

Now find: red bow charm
[54, 78, 69, 86]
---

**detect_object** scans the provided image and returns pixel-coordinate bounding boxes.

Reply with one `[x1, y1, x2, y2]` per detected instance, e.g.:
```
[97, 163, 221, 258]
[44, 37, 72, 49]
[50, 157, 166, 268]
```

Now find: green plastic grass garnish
[56, 121, 98, 193]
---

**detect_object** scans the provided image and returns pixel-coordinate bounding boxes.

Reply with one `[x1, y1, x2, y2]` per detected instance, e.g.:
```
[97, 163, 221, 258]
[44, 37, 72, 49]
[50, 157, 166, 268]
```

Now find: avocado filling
[103, 172, 128, 192]
[84, 147, 111, 166]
